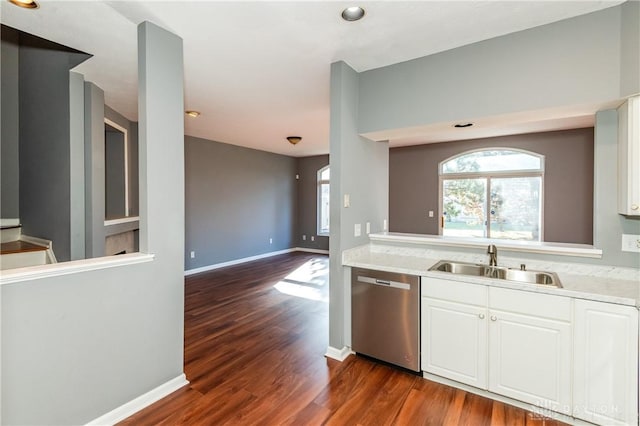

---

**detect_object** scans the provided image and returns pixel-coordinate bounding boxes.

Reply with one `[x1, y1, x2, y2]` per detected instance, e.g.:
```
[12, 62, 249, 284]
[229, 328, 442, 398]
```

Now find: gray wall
[296, 154, 330, 251]
[2, 21, 186, 425]
[185, 135, 297, 270]
[84, 82, 106, 259]
[69, 72, 86, 260]
[620, 0, 640, 97]
[593, 110, 640, 268]
[358, 5, 632, 137]
[329, 61, 389, 351]
[390, 128, 594, 244]
[1, 26, 20, 219]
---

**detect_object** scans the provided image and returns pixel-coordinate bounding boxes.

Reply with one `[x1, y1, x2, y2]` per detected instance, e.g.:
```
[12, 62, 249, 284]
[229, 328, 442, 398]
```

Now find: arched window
[440, 148, 544, 241]
[317, 165, 330, 235]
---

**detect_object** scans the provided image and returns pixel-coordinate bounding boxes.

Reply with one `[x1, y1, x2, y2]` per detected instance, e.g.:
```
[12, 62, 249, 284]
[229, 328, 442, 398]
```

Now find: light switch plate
[428, 210, 434, 218]
[343, 194, 350, 208]
[366, 222, 371, 234]
[621, 234, 640, 253]
[383, 219, 388, 231]
[354, 223, 361, 237]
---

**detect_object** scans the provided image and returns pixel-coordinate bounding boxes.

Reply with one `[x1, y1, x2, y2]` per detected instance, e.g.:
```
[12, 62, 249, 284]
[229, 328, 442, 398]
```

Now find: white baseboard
[325, 346, 353, 361]
[185, 248, 296, 276]
[295, 247, 330, 254]
[184, 247, 329, 276]
[86, 374, 188, 426]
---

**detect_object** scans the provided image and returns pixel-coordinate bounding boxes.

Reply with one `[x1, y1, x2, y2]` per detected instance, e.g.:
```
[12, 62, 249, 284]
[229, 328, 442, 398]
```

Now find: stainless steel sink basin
[430, 260, 561, 287]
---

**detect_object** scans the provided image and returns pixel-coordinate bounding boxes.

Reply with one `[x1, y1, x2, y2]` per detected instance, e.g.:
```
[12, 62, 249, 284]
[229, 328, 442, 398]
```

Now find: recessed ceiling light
[8, 0, 39, 9]
[453, 123, 474, 128]
[185, 110, 200, 118]
[341, 6, 365, 22]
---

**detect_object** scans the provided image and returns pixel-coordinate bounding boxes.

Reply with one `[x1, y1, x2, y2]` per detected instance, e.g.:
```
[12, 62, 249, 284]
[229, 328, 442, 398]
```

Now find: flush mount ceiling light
[8, 0, 39, 9]
[341, 6, 365, 22]
[286, 136, 302, 145]
[185, 110, 200, 118]
[453, 123, 474, 128]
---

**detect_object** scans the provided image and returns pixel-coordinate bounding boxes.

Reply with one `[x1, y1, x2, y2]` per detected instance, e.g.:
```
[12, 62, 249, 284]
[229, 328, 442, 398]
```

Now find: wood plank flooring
[120, 252, 567, 425]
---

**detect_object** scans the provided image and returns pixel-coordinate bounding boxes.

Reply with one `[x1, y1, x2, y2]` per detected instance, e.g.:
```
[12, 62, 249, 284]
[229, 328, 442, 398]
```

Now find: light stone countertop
[343, 243, 640, 308]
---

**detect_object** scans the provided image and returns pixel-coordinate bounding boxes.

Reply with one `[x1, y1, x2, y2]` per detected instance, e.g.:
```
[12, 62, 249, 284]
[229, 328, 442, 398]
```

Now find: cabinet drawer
[490, 287, 571, 321]
[422, 276, 487, 306]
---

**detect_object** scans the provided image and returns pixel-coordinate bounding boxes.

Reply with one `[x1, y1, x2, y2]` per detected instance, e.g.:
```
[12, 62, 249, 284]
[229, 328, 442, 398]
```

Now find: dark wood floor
[120, 252, 566, 425]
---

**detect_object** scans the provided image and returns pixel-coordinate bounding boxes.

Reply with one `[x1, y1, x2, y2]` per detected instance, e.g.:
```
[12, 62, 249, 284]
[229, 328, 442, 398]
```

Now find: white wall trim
[295, 247, 330, 254]
[184, 247, 330, 276]
[104, 216, 140, 227]
[85, 373, 188, 426]
[0, 218, 20, 227]
[325, 346, 353, 361]
[0, 253, 155, 286]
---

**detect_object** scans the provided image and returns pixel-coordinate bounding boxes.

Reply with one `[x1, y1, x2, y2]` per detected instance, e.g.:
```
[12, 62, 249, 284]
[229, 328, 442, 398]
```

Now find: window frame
[438, 148, 545, 241]
[317, 165, 330, 236]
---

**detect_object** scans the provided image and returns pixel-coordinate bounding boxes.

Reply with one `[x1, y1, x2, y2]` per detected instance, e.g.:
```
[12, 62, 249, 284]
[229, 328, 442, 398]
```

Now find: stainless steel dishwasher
[351, 267, 420, 372]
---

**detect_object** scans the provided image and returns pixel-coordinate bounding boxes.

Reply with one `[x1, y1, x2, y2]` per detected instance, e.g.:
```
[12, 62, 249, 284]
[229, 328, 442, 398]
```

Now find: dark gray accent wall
[105, 127, 126, 219]
[389, 128, 594, 245]
[17, 30, 90, 262]
[185, 136, 297, 270]
[296, 155, 329, 251]
[1, 27, 20, 219]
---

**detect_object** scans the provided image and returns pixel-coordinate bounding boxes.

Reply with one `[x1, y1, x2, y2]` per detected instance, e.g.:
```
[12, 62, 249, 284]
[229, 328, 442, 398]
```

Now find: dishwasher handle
[356, 275, 411, 290]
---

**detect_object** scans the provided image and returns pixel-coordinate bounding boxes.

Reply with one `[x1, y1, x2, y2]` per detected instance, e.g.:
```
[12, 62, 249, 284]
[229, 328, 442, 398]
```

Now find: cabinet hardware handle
[490, 315, 497, 321]
[478, 313, 485, 319]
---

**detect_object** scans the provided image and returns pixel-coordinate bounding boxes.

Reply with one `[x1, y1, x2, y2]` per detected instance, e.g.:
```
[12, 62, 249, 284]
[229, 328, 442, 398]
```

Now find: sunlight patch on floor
[273, 257, 329, 302]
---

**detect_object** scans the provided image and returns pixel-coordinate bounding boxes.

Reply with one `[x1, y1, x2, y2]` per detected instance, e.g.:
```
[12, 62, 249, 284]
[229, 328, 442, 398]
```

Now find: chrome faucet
[487, 244, 498, 266]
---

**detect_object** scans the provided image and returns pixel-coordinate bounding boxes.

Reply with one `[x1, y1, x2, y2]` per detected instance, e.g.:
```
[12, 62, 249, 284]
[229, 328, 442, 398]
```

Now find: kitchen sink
[429, 260, 561, 288]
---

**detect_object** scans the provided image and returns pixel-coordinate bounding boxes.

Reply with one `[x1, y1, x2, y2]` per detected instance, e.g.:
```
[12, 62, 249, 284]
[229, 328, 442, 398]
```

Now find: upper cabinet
[618, 95, 640, 216]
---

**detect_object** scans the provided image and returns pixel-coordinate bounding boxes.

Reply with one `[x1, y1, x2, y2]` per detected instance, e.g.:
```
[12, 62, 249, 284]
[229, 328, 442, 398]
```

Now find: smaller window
[317, 166, 330, 236]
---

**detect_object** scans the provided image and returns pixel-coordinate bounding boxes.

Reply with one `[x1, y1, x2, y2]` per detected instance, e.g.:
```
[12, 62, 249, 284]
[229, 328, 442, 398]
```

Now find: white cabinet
[421, 278, 572, 413]
[574, 299, 639, 426]
[421, 279, 488, 388]
[488, 287, 572, 415]
[618, 95, 640, 216]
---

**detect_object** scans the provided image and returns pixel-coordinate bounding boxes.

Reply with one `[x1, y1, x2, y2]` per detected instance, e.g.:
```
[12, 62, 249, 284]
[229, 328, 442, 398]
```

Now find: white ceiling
[1, 0, 624, 157]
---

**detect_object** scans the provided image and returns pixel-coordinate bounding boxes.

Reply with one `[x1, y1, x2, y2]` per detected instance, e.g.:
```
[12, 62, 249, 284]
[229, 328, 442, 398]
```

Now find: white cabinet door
[574, 300, 639, 426]
[618, 95, 640, 216]
[421, 297, 488, 388]
[488, 309, 572, 415]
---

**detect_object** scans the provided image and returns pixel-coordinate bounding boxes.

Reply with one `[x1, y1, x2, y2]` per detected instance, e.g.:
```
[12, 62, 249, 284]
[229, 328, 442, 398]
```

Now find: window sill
[368, 232, 602, 259]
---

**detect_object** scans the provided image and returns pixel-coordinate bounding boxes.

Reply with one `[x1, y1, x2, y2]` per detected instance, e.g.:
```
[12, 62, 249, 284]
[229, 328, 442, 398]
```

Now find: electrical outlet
[428, 210, 434, 218]
[366, 222, 371, 234]
[311, 236, 315, 241]
[190, 251, 195, 259]
[302, 235, 306, 241]
[354, 223, 361, 237]
[383, 219, 388, 231]
[269, 238, 273, 244]
[343, 194, 350, 208]
[621, 234, 640, 253]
